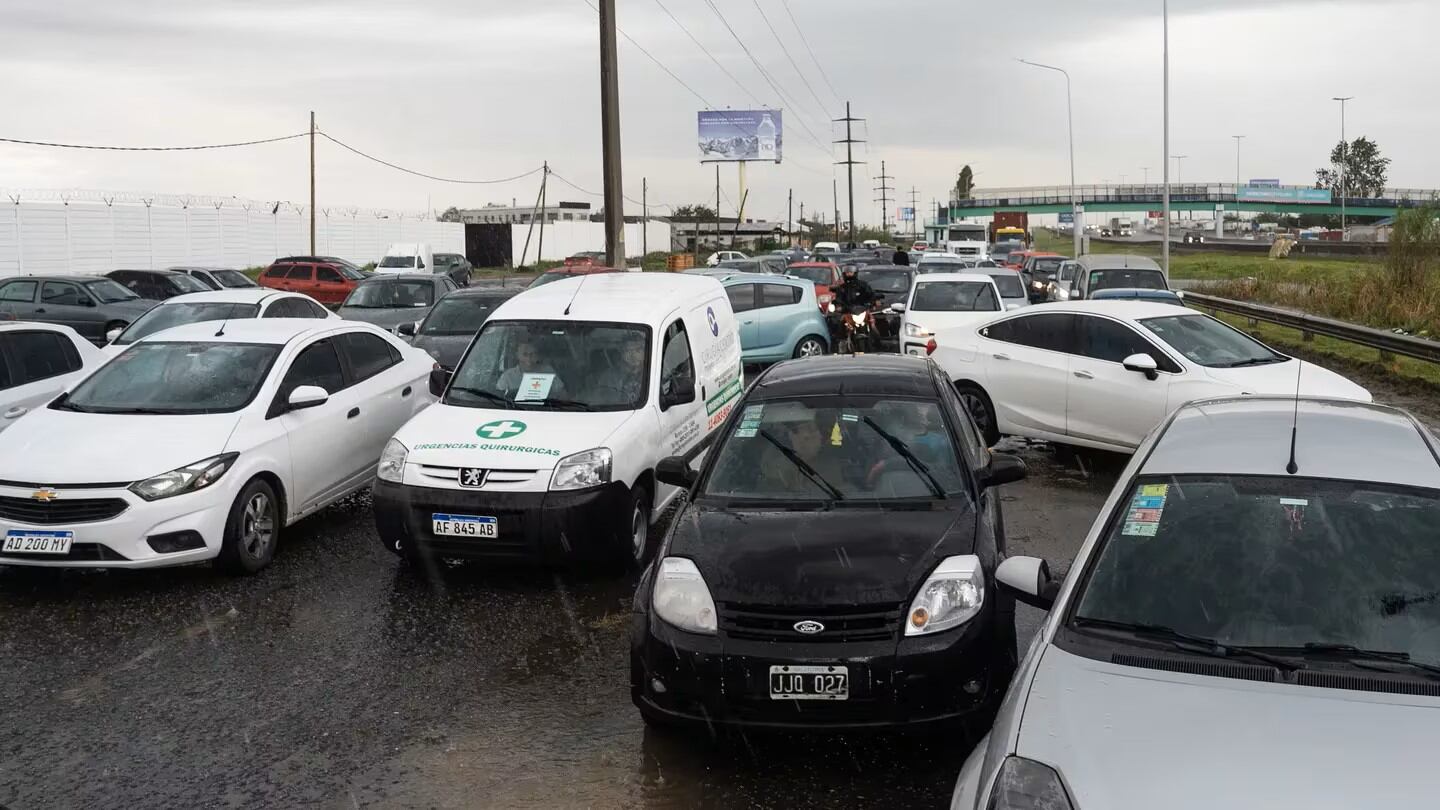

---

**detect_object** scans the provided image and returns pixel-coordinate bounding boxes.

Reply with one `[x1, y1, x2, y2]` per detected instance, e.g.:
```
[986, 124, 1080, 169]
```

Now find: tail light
[925, 338, 937, 355]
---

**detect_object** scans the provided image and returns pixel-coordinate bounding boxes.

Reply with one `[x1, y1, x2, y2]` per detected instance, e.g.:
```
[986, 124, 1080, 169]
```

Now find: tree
[438, 206, 462, 222]
[669, 204, 718, 222]
[955, 165, 975, 200]
[1315, 136, 1390, 198]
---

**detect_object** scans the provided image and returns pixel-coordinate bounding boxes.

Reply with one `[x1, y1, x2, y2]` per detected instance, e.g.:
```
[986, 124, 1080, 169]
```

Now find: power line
[751, 0, 830, 122]
[0, 132, 308, 151]
[779, 0, 842, 107]
[318, 131, 544, 184]
[652, 0, 762, 107]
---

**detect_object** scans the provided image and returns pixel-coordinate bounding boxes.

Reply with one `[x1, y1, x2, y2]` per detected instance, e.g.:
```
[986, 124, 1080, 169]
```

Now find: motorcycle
[829, 298, 883, 354]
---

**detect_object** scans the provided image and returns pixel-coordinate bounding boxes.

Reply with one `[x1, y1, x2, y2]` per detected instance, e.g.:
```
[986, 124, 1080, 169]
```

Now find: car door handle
[3, 407, 27, 419]
[992, 353, 1011, 361]
[34, 308, 46, 314]
[1073, 370, 1094, 380]
[742, 320, 754, 324]
[402, 385, 412, 397]
[347, 407, 360, 419]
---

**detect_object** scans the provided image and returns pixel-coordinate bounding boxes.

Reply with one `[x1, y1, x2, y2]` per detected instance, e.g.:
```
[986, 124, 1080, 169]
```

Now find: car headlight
[854, 310, 868, 326]
[905, 554, 984, 635]
[987, 757, 1074, 809]
[129, 453, 238, 501]
[1032, 281, 1045, 290]
[377, 438, 408, 483]
[652, 556, 717, 635]
[903, 322, 929, 338]
[550, 447, 612, 491]
[827, 302, 836, 313]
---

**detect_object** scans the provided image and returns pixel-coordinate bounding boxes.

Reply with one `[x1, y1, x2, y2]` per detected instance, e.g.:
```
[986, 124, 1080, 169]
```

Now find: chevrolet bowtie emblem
[31, 489, 58, 503]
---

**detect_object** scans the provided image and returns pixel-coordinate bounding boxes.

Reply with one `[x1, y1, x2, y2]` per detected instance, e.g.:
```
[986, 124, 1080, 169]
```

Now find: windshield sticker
[734, 426, 758, 439]
[1279, 498, 1309, 506]
[1130, 494, 1166, 510]
[514, 374, 555, 402]
[1122, 521, 1161, 537]
[1127, 508, 1163, 523]
[742, 404, 763, 421]
[1139, 484, 1170, 498]
[841, 412, 859, 423]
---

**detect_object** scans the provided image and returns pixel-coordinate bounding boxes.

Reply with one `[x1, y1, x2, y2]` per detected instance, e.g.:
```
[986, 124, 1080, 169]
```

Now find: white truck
[1108, 218, 1135, 237]
[942, 223, 989, 260]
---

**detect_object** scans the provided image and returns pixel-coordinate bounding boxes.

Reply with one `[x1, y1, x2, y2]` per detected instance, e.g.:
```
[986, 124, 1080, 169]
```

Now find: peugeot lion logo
[793, 620, 825, 635]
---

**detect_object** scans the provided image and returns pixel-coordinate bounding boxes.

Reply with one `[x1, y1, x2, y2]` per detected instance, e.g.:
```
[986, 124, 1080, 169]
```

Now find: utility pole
[1333, 96, 1353, 240]
[715, 165, 721, 252]
[537, 162, 550, 265]
[309, 111, 316, 254]
[642, 177, 648, 257]
[834, 102, 865, 246]
[832, 178, 840, 244]
[909, 187, 921, 241]
[1162, 0, 1170, 274]
[1231, 135, 1245, 195]
[873, 160, 895, 232]
[787, 188, 793, 247]
[598, 0, 626, 267]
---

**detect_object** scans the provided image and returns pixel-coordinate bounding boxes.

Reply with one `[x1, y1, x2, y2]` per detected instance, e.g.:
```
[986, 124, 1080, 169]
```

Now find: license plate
[430, 513, 498, 538]
[3, 530, 74, 555]
[769, 664, 849, 701]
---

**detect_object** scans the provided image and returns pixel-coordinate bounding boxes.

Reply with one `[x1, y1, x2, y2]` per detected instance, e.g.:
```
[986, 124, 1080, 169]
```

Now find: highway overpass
[942, 183, 1437, 219]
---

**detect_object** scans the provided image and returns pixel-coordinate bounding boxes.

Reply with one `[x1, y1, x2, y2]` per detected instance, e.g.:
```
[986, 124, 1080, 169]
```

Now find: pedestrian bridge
[943, 183, 1436, 218]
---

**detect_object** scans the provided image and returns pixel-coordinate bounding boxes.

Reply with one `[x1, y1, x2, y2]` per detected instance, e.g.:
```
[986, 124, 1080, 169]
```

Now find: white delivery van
[375, 243, 435, 275]
[373, 273, 743, 568]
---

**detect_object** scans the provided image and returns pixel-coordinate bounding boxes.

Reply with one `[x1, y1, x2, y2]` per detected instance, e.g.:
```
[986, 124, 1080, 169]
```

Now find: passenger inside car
[496, 336, 569, 399]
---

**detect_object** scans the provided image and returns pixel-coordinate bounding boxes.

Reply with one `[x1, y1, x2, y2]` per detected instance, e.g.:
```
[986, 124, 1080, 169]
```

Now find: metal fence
[951, 184, 1439, 210]
[1186, 291, 1440, 366]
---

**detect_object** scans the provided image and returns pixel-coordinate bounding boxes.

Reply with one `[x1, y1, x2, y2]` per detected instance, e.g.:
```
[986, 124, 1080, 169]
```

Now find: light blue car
[718, 273, 829, 362]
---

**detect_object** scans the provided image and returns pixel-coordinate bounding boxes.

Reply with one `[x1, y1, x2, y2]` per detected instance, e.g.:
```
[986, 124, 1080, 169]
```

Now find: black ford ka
[630, 354, 1027, 732]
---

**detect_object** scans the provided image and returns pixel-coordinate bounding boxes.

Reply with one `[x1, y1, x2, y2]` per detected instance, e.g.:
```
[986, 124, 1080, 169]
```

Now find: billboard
[899, 207, 915, 222]
[1057, 212, 1075, 224]
[1238, 186, 1332, 204]
[1248, 178, 1282, 188]
[698, 110, 783, 163]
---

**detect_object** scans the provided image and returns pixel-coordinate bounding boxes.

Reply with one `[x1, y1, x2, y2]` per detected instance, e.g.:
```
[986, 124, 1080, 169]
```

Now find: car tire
[216, 478, 280, 575]
[622, 485, 653, 569]
[955, 382, 1001, 447]
[793, 335, 827, 358]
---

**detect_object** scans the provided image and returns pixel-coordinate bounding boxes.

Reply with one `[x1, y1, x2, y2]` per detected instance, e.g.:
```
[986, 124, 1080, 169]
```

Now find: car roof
[1090, 288, 1182, 300]
[718, 272, 807, 285]
[1077, 254, 1164, 271]
[912, 272, 996, 284]
[916, 252, 964, 261]
[152, 289, 291, 305]
[136, 318, 372, 346]
[753, 354, 939, 399]
[0, 321, 79, 335]
[112, 268, 189, 276]
[1, 274, 110, 283]
[493, 272, 722, 324]
[167, 266, 235, 272]
[356, 273, 437, 283]
[1009, 300, 1199, 320]
[1144, 397, 1440, 488]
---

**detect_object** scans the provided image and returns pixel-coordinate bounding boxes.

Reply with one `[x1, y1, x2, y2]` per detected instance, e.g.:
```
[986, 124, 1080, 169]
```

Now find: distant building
[455, 201, 593, 225]
[667, 218, 806, 251]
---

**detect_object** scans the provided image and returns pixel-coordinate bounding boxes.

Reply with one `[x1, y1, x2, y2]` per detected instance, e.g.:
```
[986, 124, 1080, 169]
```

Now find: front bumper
[372, 478, 629, 563]
[0, 483, 230, 568]
[632, 599, 1008, 731]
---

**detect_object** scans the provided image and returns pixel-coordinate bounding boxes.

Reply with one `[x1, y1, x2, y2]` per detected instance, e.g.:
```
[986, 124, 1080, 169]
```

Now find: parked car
[527, 265, 624, 289]
[0, 275, 154, 345]
[952, 396, 1440, 810]
[856, 266, 915, 351]
[1046, 260, 1082, 301]
[895, 273, 1004, 357]
[717, 256, 789, 275]
[0, 323, 105, 434]
[631, 354, 1027, 732]
[338, 274, 457, 334]
[705, 250, 748, 267]
[721, 273, 829, 362]
[927, 301, 1371, 451]
[103, 290, 335, 357]
[276, 255, 368, 277]
[106, 269, 212, 301]
[1018, 254, 1068, 303]
[0, 320, 435, 572]
[404, 287, 521, 369]
[783, 261, 841, 311]
[375, 243, 435, 276]
[373, 273, 742, 570]
[169, 267, 260, 291]
[564, 251, 608, 268]
[432, 253, 473, 287]
[812, 241, 841, 255]
[257, 258, 363, 306]
[1058, 254, 1170, 302]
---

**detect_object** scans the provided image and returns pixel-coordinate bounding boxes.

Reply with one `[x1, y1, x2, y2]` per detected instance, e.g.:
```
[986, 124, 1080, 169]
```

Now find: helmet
[842, 267, 857, 278]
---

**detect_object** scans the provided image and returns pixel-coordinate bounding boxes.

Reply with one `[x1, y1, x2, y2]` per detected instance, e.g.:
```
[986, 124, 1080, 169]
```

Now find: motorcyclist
[833, 267, 878, 311]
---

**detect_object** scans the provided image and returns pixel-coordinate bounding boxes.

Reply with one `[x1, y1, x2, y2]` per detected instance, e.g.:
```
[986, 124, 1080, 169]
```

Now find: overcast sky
[2, 0, 1435, 226]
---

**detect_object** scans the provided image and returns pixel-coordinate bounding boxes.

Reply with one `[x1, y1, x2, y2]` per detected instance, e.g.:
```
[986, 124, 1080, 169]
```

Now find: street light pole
[1161, 0, 1170, 273]
[1171, 154, 1187, 221]
[1333, 96, 1353, 240]
[1231, 135, 1245, 194]
[1018, 58, 1079, 258]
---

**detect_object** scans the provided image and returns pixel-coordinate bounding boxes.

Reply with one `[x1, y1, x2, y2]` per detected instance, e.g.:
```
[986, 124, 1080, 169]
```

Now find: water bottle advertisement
[697, 109, 783, 163]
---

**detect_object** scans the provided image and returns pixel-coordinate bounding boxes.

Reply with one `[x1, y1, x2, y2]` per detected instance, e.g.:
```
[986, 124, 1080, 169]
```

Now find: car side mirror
[660, 376, 696, 409]
[105, 327, 123, 343]
[1122, 353, 1160, 381]
[287, 385, 329, 411]
[655, 455, 698, 489]
[977, 452, 1026, 490]
[83, 298, 96, 307]
[428, 366, 452, 398]
[1174, 290, 1186, 300]
[397, 321, 417, 337]
[996, 556, 1060, 610]
[890, 302, 906, 313]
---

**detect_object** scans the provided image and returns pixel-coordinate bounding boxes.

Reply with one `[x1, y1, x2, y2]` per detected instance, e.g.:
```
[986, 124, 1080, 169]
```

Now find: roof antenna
[563, 274, 590, 316]
[1285, 358, 1302, 475]
[214, 318, 228, 337]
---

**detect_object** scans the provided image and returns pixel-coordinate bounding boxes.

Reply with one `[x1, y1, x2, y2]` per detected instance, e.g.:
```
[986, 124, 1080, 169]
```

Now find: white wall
[510, 220, 671, 265]
[0, 195, 464, 277]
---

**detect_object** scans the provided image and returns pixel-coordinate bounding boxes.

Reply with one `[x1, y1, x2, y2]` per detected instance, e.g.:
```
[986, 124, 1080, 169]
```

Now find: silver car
[954, 395, 1440, 810]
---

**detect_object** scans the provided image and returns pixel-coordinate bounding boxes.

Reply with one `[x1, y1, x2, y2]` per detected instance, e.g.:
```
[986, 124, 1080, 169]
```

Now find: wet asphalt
[0, 438, 1124, 810]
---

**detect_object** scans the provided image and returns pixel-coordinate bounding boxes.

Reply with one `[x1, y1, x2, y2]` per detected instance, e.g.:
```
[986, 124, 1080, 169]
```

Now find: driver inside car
[497, 336, 568, 399]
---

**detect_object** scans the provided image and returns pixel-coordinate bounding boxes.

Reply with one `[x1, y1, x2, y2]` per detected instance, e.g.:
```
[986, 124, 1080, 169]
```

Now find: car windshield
[786, 265, 833, 285]
[344, 280, 434, 309]
[719, 259, 763, 273]
[702, 396, 966, 502]
[170, 274, 210, 293]
[918, 258, 965, 271]
[445, 320, 650, 412]
[83, 279, 139, 303]
[1030, 258, 1063, 277]
[420, 295, 508, 336]
[975, 260, 999, 268]
[338, 266, 366, 280]
[378, 255, 418, 269]
[1073, 475, 1440, 667]
[114, 302, 261, 345]
[61, 342, 277, 414]
[985, 273, 1026, 298]
[1140, 313, 1286, 367]
[212, 270, 257, 288]
[911, 281, 998, 312]
[1089, 268, 1167, 291]
[857, 269, 912, 293]
[435, 255, 461, 267]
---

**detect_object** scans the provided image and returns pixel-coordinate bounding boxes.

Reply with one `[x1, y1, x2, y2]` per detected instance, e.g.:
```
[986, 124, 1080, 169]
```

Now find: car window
[264, 264, 292, 279]
[982, 312, 1076, 353]
[759, 283, 801, 308]
[419, 295, 506, 336]
[168, 274, 209, 294]
[3, 331, 83, 385]
[115, 302, 261, 345]
[316, 266, 343, 283]
[1088, 268, 1167, 292]
[186, 271, 222, 291]
[911, 281, 999, 312]
[212, 270, 256, 289]
[1077, 315, 1182, 372]
[300, 299, 329, 318]
[659, 319, 695, 401]
[345, 280, 435, 309]
[726, 284, 756, 314]
[1139, 313, 1286, 368]
[261, 299, 302, 318]
[0, 281, 37, 303]
[84, 279, 139, 303]
[378, 256, 418, 269]
[278, 339, 346, 401]
[986, 273, 1026, 299]
[64, 342, 278, 414]
[40, 282, 85, 306]
[285, 265, 314, 281]
[336, 331, 400, 382]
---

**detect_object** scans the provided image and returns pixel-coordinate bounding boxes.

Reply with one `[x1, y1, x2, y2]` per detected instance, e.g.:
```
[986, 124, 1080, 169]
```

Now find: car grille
[0, 496, 129, 525]
[718, 601, 905, 643]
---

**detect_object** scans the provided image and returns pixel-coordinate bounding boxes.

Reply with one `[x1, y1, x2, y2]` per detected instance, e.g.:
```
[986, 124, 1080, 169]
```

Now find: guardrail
[1185, 292, 1440, 366]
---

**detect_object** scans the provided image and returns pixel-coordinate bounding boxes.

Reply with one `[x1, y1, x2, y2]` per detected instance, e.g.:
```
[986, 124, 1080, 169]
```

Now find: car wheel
[955, 382, 1001, 447]
[216, 478, 279, 575]
[622, 484, 653, 568]
[793, 335, 827, 358]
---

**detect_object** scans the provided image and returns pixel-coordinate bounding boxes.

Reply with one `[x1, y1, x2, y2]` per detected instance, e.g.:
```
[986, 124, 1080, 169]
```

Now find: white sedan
[891, 273, 1004, 357]
[928, 301, 1371, 452]
[0, 322, 106, 434]
[0, 320, 435, 573]
[103, 289, 335, 356]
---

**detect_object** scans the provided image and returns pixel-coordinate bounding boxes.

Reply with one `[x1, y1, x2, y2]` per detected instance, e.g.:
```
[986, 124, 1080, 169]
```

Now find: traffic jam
[2, 239, 1437, 810]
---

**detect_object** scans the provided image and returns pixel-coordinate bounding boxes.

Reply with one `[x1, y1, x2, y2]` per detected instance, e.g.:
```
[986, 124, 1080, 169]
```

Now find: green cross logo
[477, 420, 527, 440]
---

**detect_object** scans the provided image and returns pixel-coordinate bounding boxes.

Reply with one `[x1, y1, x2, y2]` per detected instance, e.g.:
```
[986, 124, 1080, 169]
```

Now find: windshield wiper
[757, 428, 844, 501]
[1218, 357, 1284, 368]
[538, 398, 594, 412]
[445, 386, 511, 407]
[1291, 643, 1440, 679]
[860, 416, 945, 498]
[1072, 617, 1299, 672]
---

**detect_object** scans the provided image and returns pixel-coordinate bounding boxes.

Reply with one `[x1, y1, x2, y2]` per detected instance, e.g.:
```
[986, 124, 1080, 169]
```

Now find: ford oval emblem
[793, 620, 825, 635]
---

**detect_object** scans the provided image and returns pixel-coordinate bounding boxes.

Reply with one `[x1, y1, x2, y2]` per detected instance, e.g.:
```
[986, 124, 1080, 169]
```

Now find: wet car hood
[668, 505, 973, 606]
[1017, 645, 1440, 809]
[105, 299, 158, 319]
[0, 407, 241, 483]
[338, 306, 433, 331]
[1202, 358, 1371, 401]
[410, 334, 473, 369]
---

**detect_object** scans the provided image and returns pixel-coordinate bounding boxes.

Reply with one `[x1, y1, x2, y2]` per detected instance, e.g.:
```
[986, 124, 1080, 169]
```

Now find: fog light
[650, 678, 667, 694]
[146, 530, 206, 554]
[910, 607, 930, 629]
[962, 679, 983, 695]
